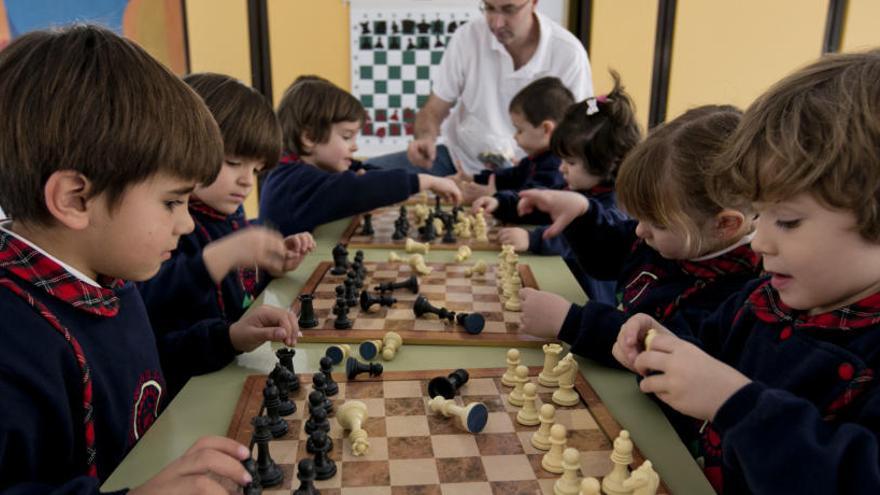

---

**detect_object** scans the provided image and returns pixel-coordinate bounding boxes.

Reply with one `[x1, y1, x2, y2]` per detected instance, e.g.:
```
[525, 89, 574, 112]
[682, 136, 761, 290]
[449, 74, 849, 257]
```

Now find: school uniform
[473, 150, 566, 192]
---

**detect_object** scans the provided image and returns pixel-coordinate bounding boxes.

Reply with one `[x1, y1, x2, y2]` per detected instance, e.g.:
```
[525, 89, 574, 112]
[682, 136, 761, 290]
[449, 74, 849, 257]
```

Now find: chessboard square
[342, 436, 389, 462]
[388, 435, 434, 459]
[402, 65, 416, 80]
[384, 380, 424, 398]
[385, 309, 412, 320]
[386, 415, 430, 437]
[373, 270, 399, 279]
[420, 284, 445, 293]
[364, 416, 388, 438]
[374, 65, 388, 80]
[489, 480, 543, 495]
[403, 80, 416, 94]
[391, 486, 441, 495]
[385, 319, 416, 332]
[354, 318, 387, 330]
[460, 378, 498, 396]
[403, 50, 415, 64]
[431, 51, 443, 64]
[374, 94, 389, 109]
[360, 65, 374, 79]
[389, 458, 440, 486]
[482, 321, 508, 333]
[439, 482, 492, 495]
[537, 478, 557, 494]
[463, 394, 507, 412]
[373, 51, 387, 64]
[436, 457, 487, 483]
[431, 434, 480, 458]
[314, 299, 335, 309]
[415, 50, 430, 64]
[264, 439, 297, 464]
[385, 397, 426, 416]
[526, 454, 559, 479]
[374, 80, 388, 94]
[361, 397, 387, 417]
[417, 95, 429, 107]
[388, 80, 402, 95]
[416, 80, 432, 94]
[481, 455, 535, 481]
[472, 302, 503, 312]
[342, 460, 392, 487]
[413, 319, 447, 331]
[475, 432, 525, 456]
[516, 431, 543, 454]
[347, 381, 385, 399]
[472, 286, 498, 294]
[445, 277, 470, 286]
[445, 292, 472, 303]
[388, 66, 401, 79]
[554, 409, 598, 431]
[502, 311, 521, 323]
[481, 411, 515, 433]
[341, 488, 392, 495]
[579, 450, 615, 478]
[568, 429, 613, 451]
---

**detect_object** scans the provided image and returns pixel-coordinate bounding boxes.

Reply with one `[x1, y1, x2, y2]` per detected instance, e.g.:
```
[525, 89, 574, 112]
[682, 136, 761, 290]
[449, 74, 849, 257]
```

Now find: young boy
[615, 50, 880, 493]
[138, 73, 315, 340]
[458, 76, 572, 207]
[0, 26, 296, 493]
[259, 76, 462, 235]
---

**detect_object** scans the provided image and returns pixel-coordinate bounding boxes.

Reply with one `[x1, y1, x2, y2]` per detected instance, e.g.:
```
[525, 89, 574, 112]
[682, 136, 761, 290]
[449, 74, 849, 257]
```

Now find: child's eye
[164, 200, 185, 211]
[776, 219, 801, 229]
[225, 160, 242, 167]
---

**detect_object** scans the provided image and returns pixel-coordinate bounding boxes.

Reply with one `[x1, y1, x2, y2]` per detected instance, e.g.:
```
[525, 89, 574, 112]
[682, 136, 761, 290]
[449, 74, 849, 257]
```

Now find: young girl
[490, 72, 641, 305]
[517, 105, 761, 367]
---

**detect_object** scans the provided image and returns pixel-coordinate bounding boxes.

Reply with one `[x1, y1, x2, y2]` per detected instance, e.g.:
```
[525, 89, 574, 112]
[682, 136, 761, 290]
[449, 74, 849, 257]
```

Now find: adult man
[370, 0, 593, 176]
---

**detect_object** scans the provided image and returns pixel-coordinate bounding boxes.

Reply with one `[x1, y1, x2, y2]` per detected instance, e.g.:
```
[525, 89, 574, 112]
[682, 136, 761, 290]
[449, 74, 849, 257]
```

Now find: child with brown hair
[616, 50, 880, 493]
[139, 73, 315, 341]
[260, 76, 462, 235]
[517, 105, 761, 364]
[0, 26, 296, 493]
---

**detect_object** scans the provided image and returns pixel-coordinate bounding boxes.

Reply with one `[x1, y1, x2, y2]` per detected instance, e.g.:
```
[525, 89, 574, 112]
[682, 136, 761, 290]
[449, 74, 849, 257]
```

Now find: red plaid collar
[280, 151, 301, 165]
[0, 230, 121, 317]
[678, 243, 761, 280]
[584, 182, 614, 197]
[188, 197, 229, 221]
[747, 279, 880, 331]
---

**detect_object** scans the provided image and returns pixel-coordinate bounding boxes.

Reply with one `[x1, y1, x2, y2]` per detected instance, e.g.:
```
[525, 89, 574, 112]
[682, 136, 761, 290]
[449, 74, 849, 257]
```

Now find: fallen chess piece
[464, 260, 487, 277]
[359, 290, 396, 312]
[346, 357, 383, 380]
[358, 339, 383, 360]
[382, 331, 403, 360]
[428, 368, 469, 399]
[388, 251, 403, 262]
[405, 237, 430, 254]
[374, 274, 419, 293]
[455, 312, 485, 335]
[413, 294, 455, 322]
[337, 401, 371, 456]
[408, 254, 433, 275]
[454, 245, 472, 262]
[428, 396, 489, 433]
[325, 344, 351, 365]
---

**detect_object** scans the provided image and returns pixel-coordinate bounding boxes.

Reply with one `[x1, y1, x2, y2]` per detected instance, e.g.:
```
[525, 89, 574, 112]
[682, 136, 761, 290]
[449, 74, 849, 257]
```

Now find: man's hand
[407, 137, 436, 169]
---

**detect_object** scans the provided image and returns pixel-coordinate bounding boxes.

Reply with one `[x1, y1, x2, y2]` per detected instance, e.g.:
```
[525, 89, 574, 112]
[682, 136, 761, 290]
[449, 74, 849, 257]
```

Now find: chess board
[227, 367, 670, 494]
[293, 261, 550, 347]
[340, 205, 502, 251]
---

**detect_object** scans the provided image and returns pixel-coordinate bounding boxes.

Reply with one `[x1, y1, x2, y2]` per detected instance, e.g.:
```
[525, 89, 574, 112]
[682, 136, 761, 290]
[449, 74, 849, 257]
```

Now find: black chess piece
[392, 218, 405, 240]
[374, 37, 384, 49]
[319, 356, 339, 396]
[402, 19, 416, 34]
[276, 347, 300, 392]
[434, 195, 443, 215]
[269, 363, 297, 416]
[448, 20, 458, 33]
[418, 36, 430, 50]
[333, 296, 353, 329]
[304, 398, 331, 435]
[306, 422, 335, 455]
[392, 20, 399, 33]
[406, 37, 416, 50]
[456, 312, 486, 335]
[374, 20, 387, 34]
[292, 458, 318, 495]
[251, 415, 283, 487]
[431, 19, 444, 35]
[311, 429, 337, 480]
[417, 18, 431, 33]
[435, 35, 445, 48]
[360, 213, 374, 235]
[360, 21, 371, 34]
[344, 274, 357, 307]
[375, 274, 419, 294]
[442, 215, 456, 243]
[262, 378, 288, 438]
[413, 295, 455, 323]
[428, 368, 470, 399]
[311, 373, 334, 415]
[331, 243, 349, 275]
[360, 290, 396, 311]
[350, 268, 364, 291]
[421, 213, 436, 242]
[346, 357, 383, 380]
[298, 293, 318, 328]
[242, 455, 262, 495]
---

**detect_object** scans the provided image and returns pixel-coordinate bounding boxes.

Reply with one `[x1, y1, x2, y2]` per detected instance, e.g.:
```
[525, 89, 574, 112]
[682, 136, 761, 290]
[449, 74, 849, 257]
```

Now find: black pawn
[413, 295, 455, 323]
[304, 400, 331, 435]
[374, 37, 384, 49]
[262, 379, 288, 438]
[360, 213, 374, 235]
[311, 429, 337, 480]
[276, 347, 300, 392]
[390, 36, 401, 49]
[331, 243, 349, 275]
[319, 356, 339, 396]
[428, 368, 470, 399]
[344, 274, 357, 307]
[421, 213, 436, 242]
[306, 422, 334, 455]
[312, 373, 334, 415]
[346, 356, 384, 380]
[297, 293, 318, 329]
[333, 296, 353, 330]
[434, 195, 442, 215]
[442, 215, 456, 243]
[456, 312, 486, 335]
[242, 456, 262, 495]
[251, 415, 283, 487]
[292, 458, 318, 495]
[350, 268, 364, 290]
[360, 290, 396, 311]
[269, 363, 296, 417]
[406, 37, 415, 50]
[392, 218, 405, 240]
[375, 274, 419, 294]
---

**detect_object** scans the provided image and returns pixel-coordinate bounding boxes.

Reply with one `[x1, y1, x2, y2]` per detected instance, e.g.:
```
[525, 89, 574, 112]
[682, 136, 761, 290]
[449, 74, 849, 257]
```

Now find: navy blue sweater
[528, 187, 626, 306]
[260, 154, 420, 235]
[556, 200, 761, 369]
[473, 150, 565, 191]
[681, 278, 880, 494]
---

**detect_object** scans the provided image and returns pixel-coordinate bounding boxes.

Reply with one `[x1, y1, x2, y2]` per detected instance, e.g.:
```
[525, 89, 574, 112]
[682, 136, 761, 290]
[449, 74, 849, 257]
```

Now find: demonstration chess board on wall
[293, 260, 549, 347]
[227, 367, 670, 494]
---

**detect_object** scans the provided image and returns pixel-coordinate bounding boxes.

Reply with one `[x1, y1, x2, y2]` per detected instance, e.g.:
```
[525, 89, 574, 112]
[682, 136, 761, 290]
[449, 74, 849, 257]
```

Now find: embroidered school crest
[130, 370, 164, 443]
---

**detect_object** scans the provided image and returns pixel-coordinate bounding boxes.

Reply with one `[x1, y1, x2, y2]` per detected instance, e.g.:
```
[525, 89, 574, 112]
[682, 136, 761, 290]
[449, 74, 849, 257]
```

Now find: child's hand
[451, 159, 473, 184]
[418, 175, 462, 205]
[471, 196, 499, 214]
[612, 313, 670, 372]
[517, 189, 589, 239]
[229, 304, 299, 351]
[272, 232, 316, 275]
[634, 332, 752, 421]
[518, 288, 571, 339]
[498, 227, 530, 252]
[128, 436, 252, 495]
[460, 175, 496, 204]
[407, 138, 437, 169]
[202, 226, 286, 284]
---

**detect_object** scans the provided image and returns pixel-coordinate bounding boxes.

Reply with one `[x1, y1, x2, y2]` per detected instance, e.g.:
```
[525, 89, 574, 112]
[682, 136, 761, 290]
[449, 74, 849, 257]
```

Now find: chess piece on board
[428, 368, 469, 399]
[554, 447, 582, 495]
[276, 347, 300, 392]
[292, 458, 318, 495]
[516, 382, 540, 426]
[360, 213, 374, 235]
[360, 290, 396, 312]
[541, 423, 568, 474]
[319, 356, 339, 396]
[337, 400, 370, 456]
[382, 331, 403, 360]
[325, 343, 351, 365]
[579, 477, 601, 495]
[531, 403, 556, 450]
[375, 274, 419, 293]
[455, 312, 485, 335]
[504, 275, 523, 311]
[405, 237, 430, 254]
[310, 429, 337, 480]
[552, 354, 580, 407]
[501, 348, 520, 387]
[333, 296, 353, 330]
[454, 245, 472, 262]
[251, 415, 283, 486]
[241, 455, 261, 495]
[507, 365, 529, 406]
[262, 378, 288, 438]
[622, 460, 660, 495]
[602, 430, 634, 495]
[331, 243, 349, 275]
[269, 363, 296, 416]
[539, 343, 564, 387]
[464, 259, 487, 277]
[428, 396, 489, 433]
[298, 293, 318, 329]
[346, 357, 383, 380]
[311, 373, 334, 415]
[413, 295, 455, 323]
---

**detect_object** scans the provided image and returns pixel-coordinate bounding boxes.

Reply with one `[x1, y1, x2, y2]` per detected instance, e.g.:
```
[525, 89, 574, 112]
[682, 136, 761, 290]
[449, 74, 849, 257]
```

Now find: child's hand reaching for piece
[517, 189, 589, 239]
[229, 304, 300, 351]
[518, 288, 571, 339]
[471, 195, 499, 214]
[202, 226, 286, 284]
[460, 175, 496, 204]
[498, 227, 530, 252]
[273, 232, 316, 274]
[418, 175, 462, 205]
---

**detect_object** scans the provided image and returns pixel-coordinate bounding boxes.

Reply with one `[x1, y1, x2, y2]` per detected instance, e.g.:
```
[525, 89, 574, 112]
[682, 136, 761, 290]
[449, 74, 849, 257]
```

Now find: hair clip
[585, 97, 599, 116]
[596, 95, 609, 104]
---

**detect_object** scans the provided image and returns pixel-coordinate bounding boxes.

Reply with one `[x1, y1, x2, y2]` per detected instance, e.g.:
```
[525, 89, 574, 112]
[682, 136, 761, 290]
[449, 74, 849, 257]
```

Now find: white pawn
[622, 460, 660, 495]
[464, 259, 487, 277]
[552, 354, 580, 407]
[337, 401, 370, 456]
[541, 423, 567, 474]
[382, 331, 403, 360]
[405, 237, 430, 254]
[504, 275, 523, 311]
[388, 251, 403, 263]
[433, 216, 446, 235]
[454, 245, 472, 263]
[507, 365, 529, 406]
[579, 477, 601, 495]
[539, 343, 563, 387]
[501, 348, 520, 387]
[554, 447, 582, 495]
[602, 430, 634, 495]
[516, 382, 540, 426]
[531, 403, 555, 450]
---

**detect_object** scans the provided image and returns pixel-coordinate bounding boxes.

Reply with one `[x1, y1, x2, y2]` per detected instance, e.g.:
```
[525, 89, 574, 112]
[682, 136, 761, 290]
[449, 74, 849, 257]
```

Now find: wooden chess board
[340, 204, 503, 251]
[227, 368, 670, 494]
[293, 260, 552, 347]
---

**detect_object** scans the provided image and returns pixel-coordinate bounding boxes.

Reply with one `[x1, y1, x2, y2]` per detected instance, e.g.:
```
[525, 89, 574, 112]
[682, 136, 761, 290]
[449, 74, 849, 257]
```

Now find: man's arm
[407, 94, 454, 168]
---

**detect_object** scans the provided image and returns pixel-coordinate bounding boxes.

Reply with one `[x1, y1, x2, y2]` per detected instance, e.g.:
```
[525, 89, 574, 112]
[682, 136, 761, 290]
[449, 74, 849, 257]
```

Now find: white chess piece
[531, 403, 556, 450]
[504, 275, 523, 311]
[644, 328, 657, 351]
[428, 396, 489, 433]
[554, 447, 582, 495]
[454, 245, 472, 263]
[539, 343, 564, 386]
[381, 331, 403, 360]
[516, 383, 540, 426]
[433, 216, 446, 236]
[388, 251, 402, 263]
[541, 423, 568, 473]
[501, 348, 520, 387]
[507, 365, 529, 406]
[405, 238, 430, 254]
[408, 254, 432, 275]
[602, 430, 634, 495]
[337, 401, 370, 456]
[464, 259, 487, 277]
[579, 477, 601, 495]
[622, 460, 660, 495]
[552, 354, 580, 407]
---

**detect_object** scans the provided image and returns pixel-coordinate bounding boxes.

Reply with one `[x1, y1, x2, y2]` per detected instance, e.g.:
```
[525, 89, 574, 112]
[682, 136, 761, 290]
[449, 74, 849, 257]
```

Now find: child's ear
[541, 120, 557, 137]
[299, 132, 316, 154]
[43, 170, 93, 230]
[713, 209, 746, 240]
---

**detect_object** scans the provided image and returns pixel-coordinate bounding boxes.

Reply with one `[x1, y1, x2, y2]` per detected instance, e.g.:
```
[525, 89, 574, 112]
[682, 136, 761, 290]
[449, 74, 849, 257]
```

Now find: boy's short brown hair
[277, 75, 367, 155]
[0, 25, 223, 225]
[184, 73, 281, 170]
[710, 50, 880, 242]
[508, 76, 574, 127]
